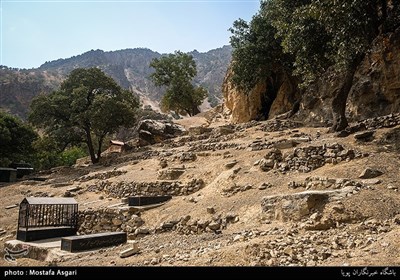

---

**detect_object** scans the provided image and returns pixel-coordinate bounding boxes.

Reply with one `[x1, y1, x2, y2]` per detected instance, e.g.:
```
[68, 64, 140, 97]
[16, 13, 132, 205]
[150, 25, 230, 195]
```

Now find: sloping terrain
[0, 113, 400, 266]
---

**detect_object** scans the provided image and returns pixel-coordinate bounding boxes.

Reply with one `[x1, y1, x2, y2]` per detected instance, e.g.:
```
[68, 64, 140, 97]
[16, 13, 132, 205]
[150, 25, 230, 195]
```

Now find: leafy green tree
[229, 1, 294, 92]
[32, 136, 63, 170]
[0, 111, 38, 166]
[32, 136, 87, 170]
[150, 51, 207, 116]
[268, 0, 396, 131]
[29, 68, 139, 164]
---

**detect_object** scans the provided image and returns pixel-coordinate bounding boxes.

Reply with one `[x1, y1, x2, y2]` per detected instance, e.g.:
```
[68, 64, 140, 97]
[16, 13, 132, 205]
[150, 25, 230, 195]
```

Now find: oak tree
[29, 68, 139, 164]
[150, 51, 207, 116]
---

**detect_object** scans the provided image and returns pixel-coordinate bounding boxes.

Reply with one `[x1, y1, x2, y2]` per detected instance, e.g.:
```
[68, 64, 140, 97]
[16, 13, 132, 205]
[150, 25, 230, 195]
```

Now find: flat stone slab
[5, 238, 62, 262]
[7, 238, 61, 249]
[61, 232, 127, 253]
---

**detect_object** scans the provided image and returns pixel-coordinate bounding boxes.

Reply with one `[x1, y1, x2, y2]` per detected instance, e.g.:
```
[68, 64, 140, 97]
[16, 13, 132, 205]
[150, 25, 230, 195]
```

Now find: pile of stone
[178, 152, 197, 162]
[78, 169, 127, 182]
[209, 133, 241, 143]
[99, 150, 161, 166]
[78, 207, 144, 235]
[155, 212, 239, 235]
[31, 191, 51, 197]
[259, 119, 302, 132]
[258, 148, 283, 172]
[237, 120, 261, 130]
[164, 134, 210, 149]
[86, 180, 110, 192]
[162, 128, 243, 152]
[284, 143, 359, 172]
[261, 186, 359, 222]
[256, 143, 365, 173]
[103, 179, 205, 198]
[221, 183, 253, 197]
[187, 142, 242, 152]
[356, 113, 400, 130]
[248, 135, 311, 151]
[248, 139, 267, 151]
[209, 125, 235, 138]
[157, 168, 185, 180]
[288, 177, 364, 190]
[244, 225, 387, 266]
[188, 126, 213, 136]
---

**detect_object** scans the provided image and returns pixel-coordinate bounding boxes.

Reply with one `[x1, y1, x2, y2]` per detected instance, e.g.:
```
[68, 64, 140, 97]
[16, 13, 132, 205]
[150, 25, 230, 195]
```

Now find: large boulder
[138, 119, 187, 146]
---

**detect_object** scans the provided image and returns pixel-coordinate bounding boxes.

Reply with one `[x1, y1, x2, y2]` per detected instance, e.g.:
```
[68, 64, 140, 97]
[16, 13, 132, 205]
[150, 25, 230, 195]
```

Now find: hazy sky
[1, 0, 259, 69]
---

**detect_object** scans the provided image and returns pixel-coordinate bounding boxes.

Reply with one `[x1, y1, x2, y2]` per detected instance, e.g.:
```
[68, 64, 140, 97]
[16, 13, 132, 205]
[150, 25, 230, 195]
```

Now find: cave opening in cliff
[259, 74, 279, 120]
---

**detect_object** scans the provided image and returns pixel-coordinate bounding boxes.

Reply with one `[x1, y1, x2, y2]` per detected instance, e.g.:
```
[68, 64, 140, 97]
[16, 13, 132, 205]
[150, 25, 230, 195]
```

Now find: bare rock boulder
[138, 119, 187, 146]
[359, 168, 383, 179]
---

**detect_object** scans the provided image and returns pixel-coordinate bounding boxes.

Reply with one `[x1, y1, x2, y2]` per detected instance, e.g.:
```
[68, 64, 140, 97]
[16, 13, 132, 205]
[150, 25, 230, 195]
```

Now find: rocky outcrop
[224, 28, 400, 125]
[138, 119, 187, 146]
[268, 74, 299, 119]
[222, 67, 299, 123]
[348, 28, 400, 120]
[295, 28, 400, 125]
[222, 68, 268, 123]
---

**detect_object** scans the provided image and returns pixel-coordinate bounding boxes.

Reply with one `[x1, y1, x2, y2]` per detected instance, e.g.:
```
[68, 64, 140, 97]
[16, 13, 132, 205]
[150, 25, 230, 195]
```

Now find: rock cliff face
[222, 68, 299, 123]
[296, 27, 400, 125]
[269, 74, 299, 119]
[224, 28, 400, 125]
[348, 28, 400, 120]
[222, 68, 267, 123]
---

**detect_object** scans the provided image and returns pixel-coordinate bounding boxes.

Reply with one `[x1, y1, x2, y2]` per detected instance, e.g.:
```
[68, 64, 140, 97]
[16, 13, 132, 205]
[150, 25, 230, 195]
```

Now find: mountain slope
[1, 113, 400, 266]
[0, 46, 231, 118]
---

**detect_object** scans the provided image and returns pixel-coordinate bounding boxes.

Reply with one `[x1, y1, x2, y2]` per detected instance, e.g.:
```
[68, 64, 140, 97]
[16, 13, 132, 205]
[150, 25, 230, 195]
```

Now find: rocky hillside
[0, 67, 63, 119]
[0, 112, 400, 266]
[296, 28, 400, 126]
[223, 27, 400, 126]
[0, 46, 231, 119]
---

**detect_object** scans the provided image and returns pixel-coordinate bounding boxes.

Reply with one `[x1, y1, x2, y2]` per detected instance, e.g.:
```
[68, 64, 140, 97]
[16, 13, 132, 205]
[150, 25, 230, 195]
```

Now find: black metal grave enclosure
[17, 197, 78, 242]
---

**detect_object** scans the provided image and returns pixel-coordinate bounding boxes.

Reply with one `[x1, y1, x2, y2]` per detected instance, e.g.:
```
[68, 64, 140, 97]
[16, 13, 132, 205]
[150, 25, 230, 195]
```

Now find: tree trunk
[190, 106, 200, 117]
[96, 136, 104, 162]
[381, 0, 387, 22]
[85, 129, 98, 164]
[330, 62, 358, 132]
